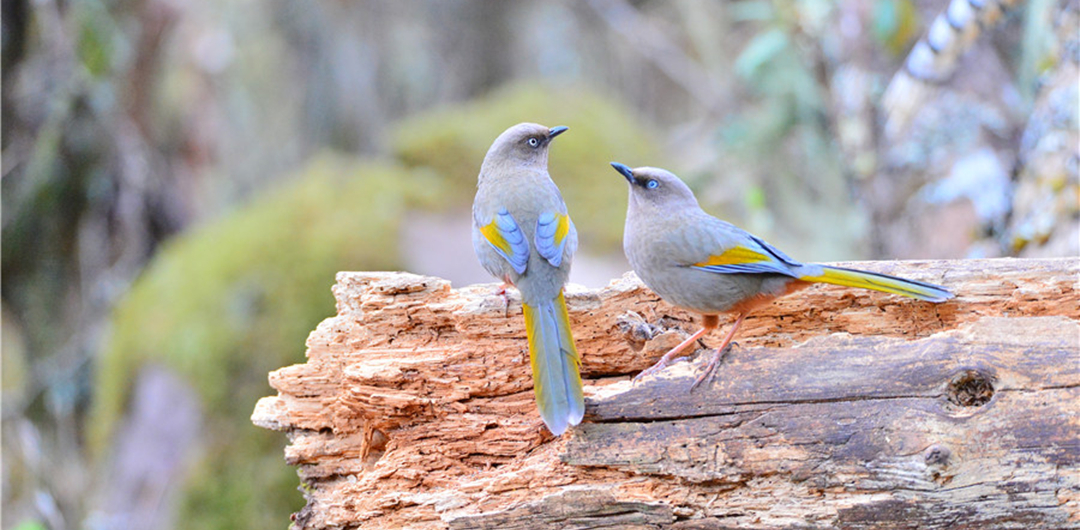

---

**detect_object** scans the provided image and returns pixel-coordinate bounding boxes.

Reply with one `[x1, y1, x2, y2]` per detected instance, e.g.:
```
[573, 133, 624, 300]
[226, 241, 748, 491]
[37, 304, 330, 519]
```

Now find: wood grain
[251, 258, 1079, 529]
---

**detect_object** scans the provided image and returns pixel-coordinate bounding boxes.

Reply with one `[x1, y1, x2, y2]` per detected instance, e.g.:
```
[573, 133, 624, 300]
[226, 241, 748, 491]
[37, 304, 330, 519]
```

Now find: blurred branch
[125, 0, 179, 135]
[584, 0, 728, 113]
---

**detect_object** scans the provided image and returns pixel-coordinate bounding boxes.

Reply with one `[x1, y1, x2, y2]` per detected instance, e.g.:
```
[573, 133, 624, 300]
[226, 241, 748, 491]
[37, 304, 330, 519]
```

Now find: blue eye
[646, 179, 659, 189]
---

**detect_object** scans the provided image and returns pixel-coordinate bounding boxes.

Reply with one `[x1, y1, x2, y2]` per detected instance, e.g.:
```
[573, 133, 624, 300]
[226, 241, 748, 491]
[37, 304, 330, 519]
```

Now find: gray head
[481, 123, 568, 173]
[610, 163, 701, 212]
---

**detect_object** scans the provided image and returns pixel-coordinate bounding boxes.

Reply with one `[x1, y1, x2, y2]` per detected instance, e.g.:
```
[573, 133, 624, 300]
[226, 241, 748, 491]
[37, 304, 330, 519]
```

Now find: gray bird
[611, 163, 954, 389]
[472, 123, 584, 435]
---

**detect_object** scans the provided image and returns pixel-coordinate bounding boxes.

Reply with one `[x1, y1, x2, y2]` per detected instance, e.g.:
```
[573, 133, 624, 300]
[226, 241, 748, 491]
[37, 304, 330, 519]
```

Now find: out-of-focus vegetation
[90, 156, 440, 529]
[707, 0, 866, 260]
[2, 0, 1075, 529]
[90, 155, 437, 450]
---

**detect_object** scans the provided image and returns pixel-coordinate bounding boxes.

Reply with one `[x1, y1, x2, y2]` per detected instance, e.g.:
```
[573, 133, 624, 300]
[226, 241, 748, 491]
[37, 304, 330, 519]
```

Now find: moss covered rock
[90, 153, 441, 530]
[391, 82, 671, 252]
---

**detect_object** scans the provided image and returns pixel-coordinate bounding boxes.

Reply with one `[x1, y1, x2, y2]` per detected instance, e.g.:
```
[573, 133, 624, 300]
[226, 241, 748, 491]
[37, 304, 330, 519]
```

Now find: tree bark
[252, 258, 1079, 530]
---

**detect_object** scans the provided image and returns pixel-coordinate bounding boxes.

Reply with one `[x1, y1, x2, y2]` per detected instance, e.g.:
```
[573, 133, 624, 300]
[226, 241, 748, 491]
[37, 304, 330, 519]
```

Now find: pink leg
[634, 315, 719, 383]
[690, 314, 746, 391]
[495, 277, 512, 317]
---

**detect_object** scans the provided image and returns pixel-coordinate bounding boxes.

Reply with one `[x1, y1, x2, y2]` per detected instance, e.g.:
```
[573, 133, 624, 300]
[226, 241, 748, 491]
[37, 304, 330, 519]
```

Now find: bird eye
[646, 179, 659, 189]
[527, 137, 540, 148]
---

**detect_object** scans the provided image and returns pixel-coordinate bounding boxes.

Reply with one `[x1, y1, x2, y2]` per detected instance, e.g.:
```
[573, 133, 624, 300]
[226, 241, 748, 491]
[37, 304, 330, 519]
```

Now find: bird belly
[635, 263, 781, 315]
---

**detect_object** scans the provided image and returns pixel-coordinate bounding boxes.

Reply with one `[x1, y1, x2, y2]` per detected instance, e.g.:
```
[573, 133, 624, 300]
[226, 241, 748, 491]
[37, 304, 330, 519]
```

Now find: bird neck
[627, 193, 706, 234]
[477, 160, 551, 190]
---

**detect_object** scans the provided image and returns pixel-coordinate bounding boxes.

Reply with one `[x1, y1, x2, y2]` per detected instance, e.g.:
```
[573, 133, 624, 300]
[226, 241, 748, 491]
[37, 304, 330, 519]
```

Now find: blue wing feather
[691, 234, 804, 277]
[535, 211, 571, 267]
[749, 234, 802, 267]
[485, 208, 530, 274]
[694, 262, 797, 276]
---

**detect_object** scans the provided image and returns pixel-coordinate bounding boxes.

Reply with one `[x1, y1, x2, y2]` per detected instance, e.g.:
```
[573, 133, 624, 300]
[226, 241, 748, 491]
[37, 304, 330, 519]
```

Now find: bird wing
[690, 231, 803, 278]
[534, 211, 573, 268]
[478, 207, 530, 274]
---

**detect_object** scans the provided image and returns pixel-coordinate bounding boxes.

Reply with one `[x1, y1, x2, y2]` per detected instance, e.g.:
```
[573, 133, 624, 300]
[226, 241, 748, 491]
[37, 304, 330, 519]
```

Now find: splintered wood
[251, 258, 1080, 530]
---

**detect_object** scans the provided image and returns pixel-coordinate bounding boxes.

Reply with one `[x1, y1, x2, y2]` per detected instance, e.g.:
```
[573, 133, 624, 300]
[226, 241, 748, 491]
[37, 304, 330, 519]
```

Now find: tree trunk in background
[255, 258, 1079, 530]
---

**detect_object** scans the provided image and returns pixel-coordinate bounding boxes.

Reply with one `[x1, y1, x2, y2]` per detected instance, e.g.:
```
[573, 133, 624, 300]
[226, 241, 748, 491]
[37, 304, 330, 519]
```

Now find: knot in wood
[946, 369, 995, 407]
[923, 444, 951, 466]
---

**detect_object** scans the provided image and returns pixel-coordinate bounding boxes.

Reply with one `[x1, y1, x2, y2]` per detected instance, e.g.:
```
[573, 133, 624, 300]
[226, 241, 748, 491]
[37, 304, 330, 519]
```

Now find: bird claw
[632, 360, 669, 384]
[689, 343, 736, 392]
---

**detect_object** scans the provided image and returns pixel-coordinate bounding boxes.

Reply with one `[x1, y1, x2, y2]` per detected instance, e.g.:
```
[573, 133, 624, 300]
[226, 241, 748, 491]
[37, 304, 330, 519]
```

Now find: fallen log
[252, 257, 1079, 529]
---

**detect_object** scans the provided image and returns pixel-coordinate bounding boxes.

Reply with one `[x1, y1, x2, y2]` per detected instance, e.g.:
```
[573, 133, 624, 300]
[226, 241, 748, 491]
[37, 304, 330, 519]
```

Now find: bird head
[483, 123, 568, 169]
[610, 162, 699, 211]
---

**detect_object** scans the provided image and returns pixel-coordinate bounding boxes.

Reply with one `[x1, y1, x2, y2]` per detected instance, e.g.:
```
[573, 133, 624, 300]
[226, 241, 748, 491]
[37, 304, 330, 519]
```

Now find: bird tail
[522, 291, 585, 435]
[799, 265, 954, 302]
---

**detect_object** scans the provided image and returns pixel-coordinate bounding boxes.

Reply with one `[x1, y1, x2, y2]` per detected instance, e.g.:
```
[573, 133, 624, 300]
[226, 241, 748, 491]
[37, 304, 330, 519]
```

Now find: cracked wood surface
[251, 258, 1080, 529]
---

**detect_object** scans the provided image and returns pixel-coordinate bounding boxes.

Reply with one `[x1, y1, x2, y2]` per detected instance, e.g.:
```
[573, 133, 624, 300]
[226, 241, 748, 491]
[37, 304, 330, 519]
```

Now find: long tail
[799, 265, 954, 302]
[521, 291, 585, 435]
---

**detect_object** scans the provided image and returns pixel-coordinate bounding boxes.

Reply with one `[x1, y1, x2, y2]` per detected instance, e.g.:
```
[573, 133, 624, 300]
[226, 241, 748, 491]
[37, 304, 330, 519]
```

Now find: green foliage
[91, 153, 441, 530]
[2, 309, 29, 397]
[872, 0, 920, 56]
[178, 448, 303, 530]
[75, 0, 122, 77]
[735, 28, 791, 81]
[1018, 0, 1059, 101]
[716, 1, 868, 260]
[390, 82, 670, 252]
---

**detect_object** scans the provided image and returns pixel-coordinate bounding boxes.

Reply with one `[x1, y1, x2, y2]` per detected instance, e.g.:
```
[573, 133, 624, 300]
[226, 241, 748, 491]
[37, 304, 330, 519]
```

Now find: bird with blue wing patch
[611, 163, 954, 390]
[472, 123, 583, 436]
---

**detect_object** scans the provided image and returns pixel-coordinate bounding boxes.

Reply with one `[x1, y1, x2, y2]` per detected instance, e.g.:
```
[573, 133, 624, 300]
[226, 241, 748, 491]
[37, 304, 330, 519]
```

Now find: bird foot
[633, 325, 715, 384]
[689, 342, 736, 392]
[632, 359, 672, 384]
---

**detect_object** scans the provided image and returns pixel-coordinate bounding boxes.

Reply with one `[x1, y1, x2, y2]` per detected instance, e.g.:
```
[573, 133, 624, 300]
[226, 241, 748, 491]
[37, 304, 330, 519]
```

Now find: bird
[610, 162, 954, 389]
[472, 123, 584, 435]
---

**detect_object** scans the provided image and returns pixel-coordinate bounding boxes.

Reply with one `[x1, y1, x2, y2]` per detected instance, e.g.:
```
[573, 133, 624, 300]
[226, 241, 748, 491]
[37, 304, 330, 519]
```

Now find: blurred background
[2, 0, 1076, 529]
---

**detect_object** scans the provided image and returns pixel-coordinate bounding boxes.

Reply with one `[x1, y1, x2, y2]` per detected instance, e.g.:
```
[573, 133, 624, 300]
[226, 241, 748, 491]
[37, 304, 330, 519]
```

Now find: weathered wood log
[252, 258, 1079, 529]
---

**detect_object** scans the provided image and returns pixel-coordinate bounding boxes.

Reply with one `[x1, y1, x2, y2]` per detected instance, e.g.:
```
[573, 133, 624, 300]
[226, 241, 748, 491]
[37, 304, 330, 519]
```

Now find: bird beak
[548, 126, 569, 139]
[610, 162, 634, 184]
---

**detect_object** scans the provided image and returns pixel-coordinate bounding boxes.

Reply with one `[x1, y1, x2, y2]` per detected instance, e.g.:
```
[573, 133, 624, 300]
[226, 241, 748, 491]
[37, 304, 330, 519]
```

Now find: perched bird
[472, 123, 584, 435]
[611, 163, 954, 389]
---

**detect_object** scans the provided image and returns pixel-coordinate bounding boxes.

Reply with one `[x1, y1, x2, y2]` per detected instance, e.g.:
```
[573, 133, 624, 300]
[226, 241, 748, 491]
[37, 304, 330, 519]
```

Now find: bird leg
[690, 313, 746, 391]
[633, 314, 720, 382]
[495, 276, 513, 317]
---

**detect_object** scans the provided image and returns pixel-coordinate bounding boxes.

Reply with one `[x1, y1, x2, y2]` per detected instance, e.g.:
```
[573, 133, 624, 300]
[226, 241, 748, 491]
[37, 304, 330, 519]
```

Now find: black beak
[610, 162, 634, 184]
[548, 126, 569, 139]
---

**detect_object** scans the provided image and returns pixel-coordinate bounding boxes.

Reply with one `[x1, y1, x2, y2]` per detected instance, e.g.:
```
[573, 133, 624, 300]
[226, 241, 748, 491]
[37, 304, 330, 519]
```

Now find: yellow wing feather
[479, 219, 513, 255]
[693, 245, 769, 268]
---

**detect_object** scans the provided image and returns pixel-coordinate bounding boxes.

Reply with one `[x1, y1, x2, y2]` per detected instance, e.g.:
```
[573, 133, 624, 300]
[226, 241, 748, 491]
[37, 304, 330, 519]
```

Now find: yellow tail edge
[800, 265, 953, 302]
[521, 291, 585, 435]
